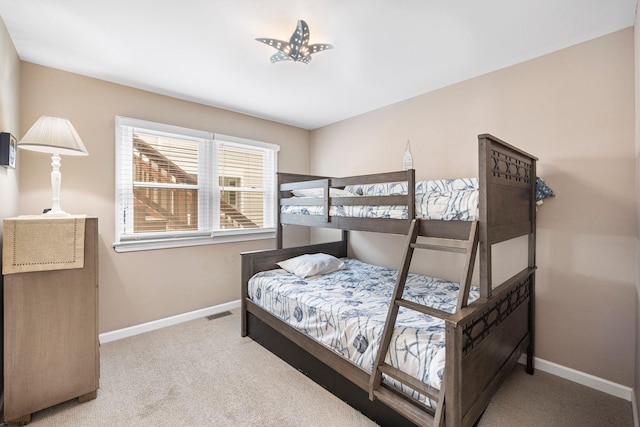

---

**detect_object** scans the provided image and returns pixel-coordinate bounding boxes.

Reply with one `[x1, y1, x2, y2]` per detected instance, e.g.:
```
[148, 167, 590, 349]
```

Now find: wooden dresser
[2, 217, 99, 424]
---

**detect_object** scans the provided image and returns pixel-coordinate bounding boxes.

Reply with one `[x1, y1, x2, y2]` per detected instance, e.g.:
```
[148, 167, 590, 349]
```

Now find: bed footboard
[445, 267, 535, 426]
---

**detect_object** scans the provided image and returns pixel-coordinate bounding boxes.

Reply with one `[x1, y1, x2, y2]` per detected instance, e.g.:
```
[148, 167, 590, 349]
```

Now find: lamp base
[44, 208, 72, 217]
[47, 153, 71, 217]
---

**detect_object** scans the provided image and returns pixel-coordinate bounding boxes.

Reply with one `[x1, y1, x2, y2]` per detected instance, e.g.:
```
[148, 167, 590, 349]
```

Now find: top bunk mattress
[247, 257, 479, 405]
[281, 178, 480, 221]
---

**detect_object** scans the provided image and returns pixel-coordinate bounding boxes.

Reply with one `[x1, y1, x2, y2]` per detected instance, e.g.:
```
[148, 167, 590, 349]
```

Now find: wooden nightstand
[2, 217, 99, 424]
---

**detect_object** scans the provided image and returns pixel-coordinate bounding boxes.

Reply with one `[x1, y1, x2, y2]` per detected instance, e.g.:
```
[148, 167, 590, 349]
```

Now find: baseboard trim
[99, 300, 241, 344]
[518, 355, 633, 401]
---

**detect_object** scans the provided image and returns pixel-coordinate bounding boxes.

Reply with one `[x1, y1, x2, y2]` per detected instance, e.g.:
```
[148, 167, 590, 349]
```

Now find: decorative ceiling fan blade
[255, 38, 289, 52]
[270, 51, 293, 63]
[308, 44, 334, 54]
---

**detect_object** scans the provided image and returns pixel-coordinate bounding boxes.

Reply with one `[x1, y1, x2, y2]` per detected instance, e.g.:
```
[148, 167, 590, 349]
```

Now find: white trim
[99, 300, 241, 344]
[113, 230, 274, 252]
[518, 355, 633, 401]
[215, 132, 281, 152]
[115, 116, 214, 141]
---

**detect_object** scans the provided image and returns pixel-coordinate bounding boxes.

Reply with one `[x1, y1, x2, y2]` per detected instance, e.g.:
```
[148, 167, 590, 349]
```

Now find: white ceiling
[0, 0, 635, 130]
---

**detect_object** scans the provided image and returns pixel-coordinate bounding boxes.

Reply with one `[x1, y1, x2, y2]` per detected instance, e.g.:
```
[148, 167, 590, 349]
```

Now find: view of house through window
[133, 132, 199, 233]
[115, 117, 279, 251]
[219, 145, 265, 229]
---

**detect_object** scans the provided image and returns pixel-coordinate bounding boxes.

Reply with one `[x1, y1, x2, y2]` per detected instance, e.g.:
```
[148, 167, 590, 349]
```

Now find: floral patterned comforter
[280, 176, 555, 221]
[248, 258, 479, 404]
[281, 178, 480, 221]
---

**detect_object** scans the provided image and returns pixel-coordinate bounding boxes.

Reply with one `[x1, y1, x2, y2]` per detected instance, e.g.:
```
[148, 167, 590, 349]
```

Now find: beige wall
[634, 3, 640, 418]
[0, 16, 20, 391]
[311, 29, 636, 387]
[19, 63, 310, 332]
[0, 18, 20, 237]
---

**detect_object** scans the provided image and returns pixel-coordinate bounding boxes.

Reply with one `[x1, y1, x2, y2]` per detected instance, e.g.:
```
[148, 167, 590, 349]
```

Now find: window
[114, 117, 279, 252]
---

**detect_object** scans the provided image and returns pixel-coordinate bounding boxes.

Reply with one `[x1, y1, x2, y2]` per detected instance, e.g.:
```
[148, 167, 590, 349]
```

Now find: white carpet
[16, 310, 633, 426]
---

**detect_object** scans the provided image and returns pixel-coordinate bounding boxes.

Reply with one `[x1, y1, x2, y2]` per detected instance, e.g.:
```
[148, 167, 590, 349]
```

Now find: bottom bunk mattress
[247, 257, 479, 405]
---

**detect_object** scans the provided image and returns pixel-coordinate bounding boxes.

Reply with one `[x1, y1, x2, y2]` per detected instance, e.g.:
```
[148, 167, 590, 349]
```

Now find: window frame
[113, 116, 279, 253]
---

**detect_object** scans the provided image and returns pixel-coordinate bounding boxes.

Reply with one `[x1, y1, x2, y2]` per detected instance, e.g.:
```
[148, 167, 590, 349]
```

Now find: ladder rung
[379, 364, 440, 402]
[410, 242, 467, 253]
[396, 299, 452, 320]
[374, 385, 435, 427]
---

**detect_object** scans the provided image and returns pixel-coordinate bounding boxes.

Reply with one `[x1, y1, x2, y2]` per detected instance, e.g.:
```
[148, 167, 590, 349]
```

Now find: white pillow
[291, 188, 355, 198]
[277, 253, 347, 278]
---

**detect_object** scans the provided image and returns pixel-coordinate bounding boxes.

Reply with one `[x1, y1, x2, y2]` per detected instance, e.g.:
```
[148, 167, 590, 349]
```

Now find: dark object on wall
[0, 132, 16, 168]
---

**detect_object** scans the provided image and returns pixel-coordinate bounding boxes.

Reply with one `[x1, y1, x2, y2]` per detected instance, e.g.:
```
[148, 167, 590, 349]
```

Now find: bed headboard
[478, 134, 538, 298]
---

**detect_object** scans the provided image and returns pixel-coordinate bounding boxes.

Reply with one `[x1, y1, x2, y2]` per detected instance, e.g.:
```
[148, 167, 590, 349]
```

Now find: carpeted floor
[10, 310, 634, 426]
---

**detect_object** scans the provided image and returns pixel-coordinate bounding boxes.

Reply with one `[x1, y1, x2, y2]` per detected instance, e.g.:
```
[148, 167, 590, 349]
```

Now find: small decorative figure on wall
[403, 140, 413, 170]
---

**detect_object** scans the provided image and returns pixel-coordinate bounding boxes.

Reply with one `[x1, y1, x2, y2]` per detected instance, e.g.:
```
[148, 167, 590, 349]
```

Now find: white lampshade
[18, 116, 88, 156]
[18, 116, 89, 216]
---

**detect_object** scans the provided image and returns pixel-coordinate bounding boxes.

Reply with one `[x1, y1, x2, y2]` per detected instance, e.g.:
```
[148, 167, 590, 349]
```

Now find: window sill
[113, 230, 275, 253]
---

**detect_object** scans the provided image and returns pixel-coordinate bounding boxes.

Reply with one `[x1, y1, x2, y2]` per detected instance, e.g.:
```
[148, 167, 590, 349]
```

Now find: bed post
[478, 136, 492, 299]
[341, 229, 348, 256]
[240, 253, 252, 337]
[276, 173, 284, 249]
[444, 321, 463, 426]
[408, 169, 415, 220]
[527, 160, 537, 375]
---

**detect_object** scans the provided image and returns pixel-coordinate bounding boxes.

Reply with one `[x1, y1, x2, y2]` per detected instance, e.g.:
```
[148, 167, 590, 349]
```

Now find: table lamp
[18, 116, 89, 216]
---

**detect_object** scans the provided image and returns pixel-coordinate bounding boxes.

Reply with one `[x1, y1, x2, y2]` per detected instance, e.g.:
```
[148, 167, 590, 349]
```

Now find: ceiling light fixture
[256, 19, 333, 64]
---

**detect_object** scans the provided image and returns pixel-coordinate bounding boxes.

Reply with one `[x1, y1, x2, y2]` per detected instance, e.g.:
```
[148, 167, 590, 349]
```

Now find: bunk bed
[241, 134, 538, 426]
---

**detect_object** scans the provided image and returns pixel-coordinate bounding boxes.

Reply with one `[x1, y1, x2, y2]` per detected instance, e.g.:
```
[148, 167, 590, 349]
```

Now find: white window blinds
[115, 117, 279, 251]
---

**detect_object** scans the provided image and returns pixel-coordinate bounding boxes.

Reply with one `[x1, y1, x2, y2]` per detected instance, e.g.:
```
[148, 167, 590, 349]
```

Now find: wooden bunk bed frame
[241, 134, 537, 426]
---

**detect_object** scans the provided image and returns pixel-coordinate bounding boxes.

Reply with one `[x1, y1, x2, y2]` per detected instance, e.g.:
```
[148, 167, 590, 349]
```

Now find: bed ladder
[368, 219, 479, 427]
